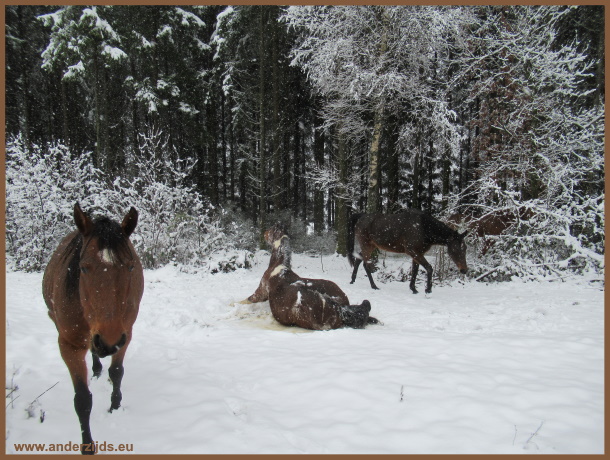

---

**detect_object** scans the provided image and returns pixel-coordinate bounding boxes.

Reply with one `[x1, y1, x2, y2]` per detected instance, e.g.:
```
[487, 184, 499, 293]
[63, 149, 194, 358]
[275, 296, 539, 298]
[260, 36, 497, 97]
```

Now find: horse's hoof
[81, 443, 96, 455]
[108, 404, 120, 413]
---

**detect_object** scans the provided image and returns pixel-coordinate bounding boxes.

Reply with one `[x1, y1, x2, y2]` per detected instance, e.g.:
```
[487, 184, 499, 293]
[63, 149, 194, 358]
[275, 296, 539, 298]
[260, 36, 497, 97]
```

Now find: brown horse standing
[348, 210, 468, 294]
[43, 203, 144, 455]
[244, 224, 377, 330]
[447, 208, 533, 255]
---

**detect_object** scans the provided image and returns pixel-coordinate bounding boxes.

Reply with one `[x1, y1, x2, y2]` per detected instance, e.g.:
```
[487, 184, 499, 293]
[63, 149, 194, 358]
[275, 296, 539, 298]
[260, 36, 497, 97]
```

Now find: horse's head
[447, 231, 468, 274]
[74, 203, 143, 358]
[264, 222, 289, 249]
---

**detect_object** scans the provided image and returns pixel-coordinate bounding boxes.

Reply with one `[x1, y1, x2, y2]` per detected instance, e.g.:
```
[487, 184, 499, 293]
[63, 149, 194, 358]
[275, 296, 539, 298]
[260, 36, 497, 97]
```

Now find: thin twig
[524, 420, 544, 447]
[28, 381, 59, 406]
[6, 395, 20, 409]
[475, 267, 498, 282]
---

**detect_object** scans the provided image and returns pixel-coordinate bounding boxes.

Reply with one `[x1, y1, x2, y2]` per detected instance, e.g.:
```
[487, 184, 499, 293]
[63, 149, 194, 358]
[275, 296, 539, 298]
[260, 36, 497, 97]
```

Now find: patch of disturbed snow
[5, 252, 604, 454]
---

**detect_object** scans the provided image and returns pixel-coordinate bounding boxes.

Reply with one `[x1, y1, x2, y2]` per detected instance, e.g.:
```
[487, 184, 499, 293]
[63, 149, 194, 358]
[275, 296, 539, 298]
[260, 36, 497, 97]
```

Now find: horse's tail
[347, 213, 363, 267]
[340, 300, 373, 329]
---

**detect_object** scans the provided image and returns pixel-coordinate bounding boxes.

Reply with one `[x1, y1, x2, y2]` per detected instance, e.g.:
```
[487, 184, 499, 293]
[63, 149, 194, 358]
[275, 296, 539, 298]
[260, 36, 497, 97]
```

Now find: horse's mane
[62, 216, 133, 298]
[63, 233, 83, 299]
[275, 234, 292, 269]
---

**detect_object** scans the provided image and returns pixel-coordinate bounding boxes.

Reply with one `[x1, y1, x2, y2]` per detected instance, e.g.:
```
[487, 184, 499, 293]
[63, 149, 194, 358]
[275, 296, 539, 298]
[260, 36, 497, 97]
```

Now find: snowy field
[5, 251, 604, 454]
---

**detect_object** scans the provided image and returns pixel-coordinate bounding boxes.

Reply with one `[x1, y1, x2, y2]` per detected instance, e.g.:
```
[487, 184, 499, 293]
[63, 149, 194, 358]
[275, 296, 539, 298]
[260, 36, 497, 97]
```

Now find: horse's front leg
[363, 261, 379, 290]
[91, 351, 102, 378]
[247, 279, 269, 303]
[350, 259, 362, 284]
[59, 339, 95, 455]
[108, 340, 130, 413]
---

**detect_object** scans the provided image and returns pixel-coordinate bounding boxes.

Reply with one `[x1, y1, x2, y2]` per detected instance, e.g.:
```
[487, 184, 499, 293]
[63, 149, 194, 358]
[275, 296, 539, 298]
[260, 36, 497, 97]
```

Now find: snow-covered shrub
[5, 136, 105, 271]
[264, 209, 336, 255]
[217, 207, 259, 252]
[5, 133, 253, 272]
[99, 129, 254, 270]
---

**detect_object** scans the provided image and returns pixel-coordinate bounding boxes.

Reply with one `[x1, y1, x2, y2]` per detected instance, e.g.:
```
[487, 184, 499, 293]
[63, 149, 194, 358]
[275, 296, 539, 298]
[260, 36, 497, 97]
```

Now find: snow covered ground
[5, 251, 604, 454]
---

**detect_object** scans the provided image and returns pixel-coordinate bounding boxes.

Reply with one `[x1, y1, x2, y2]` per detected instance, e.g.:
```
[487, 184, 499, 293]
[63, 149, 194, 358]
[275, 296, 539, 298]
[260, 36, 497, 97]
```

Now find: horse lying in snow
[240, 223, 378, 330]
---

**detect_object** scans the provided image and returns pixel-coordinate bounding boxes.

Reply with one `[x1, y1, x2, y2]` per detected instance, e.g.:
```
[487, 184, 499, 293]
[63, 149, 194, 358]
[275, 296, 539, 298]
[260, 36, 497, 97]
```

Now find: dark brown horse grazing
[42, 203, 144, 455]
[244, 223, 377, 330]
[348, 210, 468, 294]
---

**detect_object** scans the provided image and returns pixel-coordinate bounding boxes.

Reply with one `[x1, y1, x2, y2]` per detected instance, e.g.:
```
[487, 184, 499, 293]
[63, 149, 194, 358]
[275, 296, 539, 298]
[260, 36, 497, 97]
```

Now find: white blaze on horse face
[99, 248, 115, 265]
[273, 235, 288, 249]
[270, 264, 287, 278]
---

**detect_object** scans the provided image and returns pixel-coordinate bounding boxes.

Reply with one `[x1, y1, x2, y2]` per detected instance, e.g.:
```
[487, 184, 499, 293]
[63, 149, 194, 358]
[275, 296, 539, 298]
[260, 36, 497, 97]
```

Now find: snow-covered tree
[450, 6, 604, 275]
[285, 6, 474, 212]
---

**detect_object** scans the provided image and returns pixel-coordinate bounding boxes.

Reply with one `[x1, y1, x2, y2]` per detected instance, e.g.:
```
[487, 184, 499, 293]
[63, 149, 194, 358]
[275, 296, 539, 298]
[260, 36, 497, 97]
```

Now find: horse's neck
[269, 239, 291, 270]
[425, 216, 459, 246]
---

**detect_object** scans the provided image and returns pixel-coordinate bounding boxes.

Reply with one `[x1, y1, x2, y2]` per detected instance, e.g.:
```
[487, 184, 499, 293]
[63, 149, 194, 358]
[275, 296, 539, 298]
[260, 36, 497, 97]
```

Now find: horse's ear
[74, 202, 93, 236]
[122, 207, 138, 237]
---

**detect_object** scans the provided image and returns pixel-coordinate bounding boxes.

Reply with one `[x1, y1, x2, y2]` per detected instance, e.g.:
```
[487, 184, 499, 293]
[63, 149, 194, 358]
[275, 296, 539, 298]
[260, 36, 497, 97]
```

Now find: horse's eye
[80, 267, 88, 274]
[128, 266, 135, 272]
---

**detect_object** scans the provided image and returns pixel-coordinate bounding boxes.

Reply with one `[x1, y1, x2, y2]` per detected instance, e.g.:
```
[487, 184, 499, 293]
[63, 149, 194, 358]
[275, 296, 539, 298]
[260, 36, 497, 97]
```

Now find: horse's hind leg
[356, 244, 379, 290]
[410, 256, 434, 294]
[92, 351, 102, 378]
[59, 339, 95, 455]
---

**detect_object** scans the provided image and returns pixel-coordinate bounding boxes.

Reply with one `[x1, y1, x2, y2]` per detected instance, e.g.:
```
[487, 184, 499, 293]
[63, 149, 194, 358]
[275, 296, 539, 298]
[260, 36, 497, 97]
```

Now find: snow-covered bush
[264, 209, 337, 255]
[5, 134, 253, 272]
[5, 136, 105, 271]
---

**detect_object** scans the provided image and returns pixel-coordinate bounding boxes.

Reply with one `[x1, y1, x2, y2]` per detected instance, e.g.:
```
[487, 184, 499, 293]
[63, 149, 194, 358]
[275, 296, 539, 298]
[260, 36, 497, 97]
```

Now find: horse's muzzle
[92, 333, 127, 358]
[460, 268, 468, 274]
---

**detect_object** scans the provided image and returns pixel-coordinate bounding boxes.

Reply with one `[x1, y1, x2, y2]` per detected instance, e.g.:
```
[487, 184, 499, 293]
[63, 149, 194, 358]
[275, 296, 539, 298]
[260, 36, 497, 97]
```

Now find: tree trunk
[335, 130, 349, 255]
[367, 108, 383, 214]
[313, 111, 325, 233]
[366, 7, 390, 214]
[207, 98, 219, 206]
[412, 131, 421, 210]
[386, 120, 400, 213]
[221, 91, 227, 201]
[441, 146, 450, 211]
[292, 118, 301, 216]
[271, 7, 282, 212]
[258, 6, 267, 247]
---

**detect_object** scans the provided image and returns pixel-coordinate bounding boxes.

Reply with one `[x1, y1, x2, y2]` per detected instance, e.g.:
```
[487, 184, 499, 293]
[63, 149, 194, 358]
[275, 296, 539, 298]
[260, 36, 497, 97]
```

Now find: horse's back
[268, 270, 345, 330]
[299, 277, 350, 305]
[356, 210, 427, 252]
